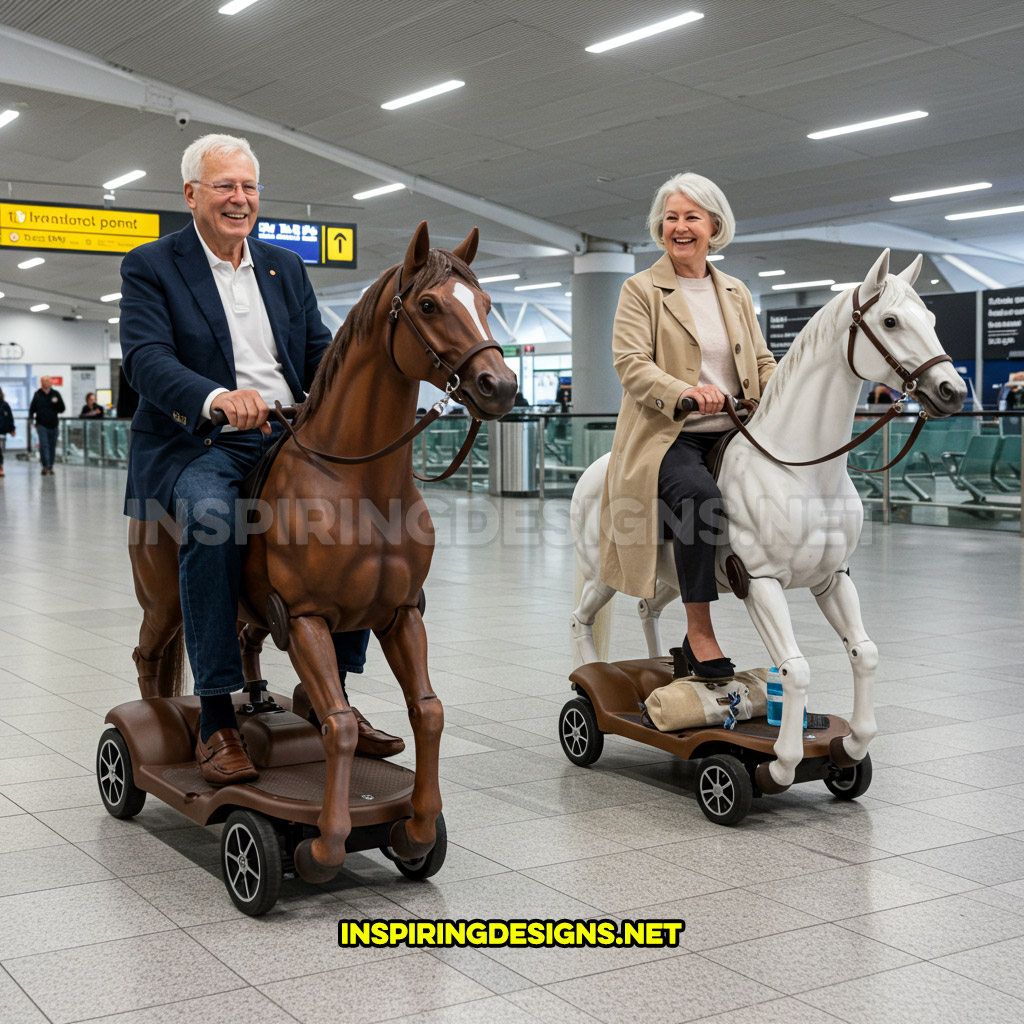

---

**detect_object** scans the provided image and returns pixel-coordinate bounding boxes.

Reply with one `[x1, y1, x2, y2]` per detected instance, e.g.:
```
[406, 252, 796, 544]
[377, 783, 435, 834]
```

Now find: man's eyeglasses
[191, 180, 263, 196]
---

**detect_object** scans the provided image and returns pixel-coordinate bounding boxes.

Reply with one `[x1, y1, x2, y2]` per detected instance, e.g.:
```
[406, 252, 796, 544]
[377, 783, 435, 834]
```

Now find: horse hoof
[754, 761, 791, 795]
[293, 839, 339, 884]
[389, 818, 435, 861]
[829, 735, 860, 768]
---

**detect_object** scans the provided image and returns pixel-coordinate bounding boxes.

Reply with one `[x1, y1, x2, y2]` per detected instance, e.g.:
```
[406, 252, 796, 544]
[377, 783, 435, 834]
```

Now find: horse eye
[883, 316, 897, 328]
[419, 299, 435, 314]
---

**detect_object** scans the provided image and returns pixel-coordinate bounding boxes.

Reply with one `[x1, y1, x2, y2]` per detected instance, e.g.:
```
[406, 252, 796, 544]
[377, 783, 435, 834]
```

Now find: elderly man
[119, 133, 402, 785]
[28, 376, 65, 475]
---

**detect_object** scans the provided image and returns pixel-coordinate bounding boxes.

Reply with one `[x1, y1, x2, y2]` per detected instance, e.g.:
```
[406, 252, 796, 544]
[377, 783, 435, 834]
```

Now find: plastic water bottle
[766, 668, 807, 728]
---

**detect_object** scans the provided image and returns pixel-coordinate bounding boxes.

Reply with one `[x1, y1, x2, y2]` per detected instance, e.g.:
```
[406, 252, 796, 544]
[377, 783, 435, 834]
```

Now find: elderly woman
[600, 172, 776, 678]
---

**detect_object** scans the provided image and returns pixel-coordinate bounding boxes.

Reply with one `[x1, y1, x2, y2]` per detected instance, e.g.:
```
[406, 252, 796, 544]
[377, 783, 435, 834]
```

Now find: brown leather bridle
[723, 284, 952, 473]
[275, 264, 502, 482]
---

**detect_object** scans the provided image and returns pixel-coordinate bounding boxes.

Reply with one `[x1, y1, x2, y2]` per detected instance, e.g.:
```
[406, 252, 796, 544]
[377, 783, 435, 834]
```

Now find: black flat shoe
[681, 635, 735, 680]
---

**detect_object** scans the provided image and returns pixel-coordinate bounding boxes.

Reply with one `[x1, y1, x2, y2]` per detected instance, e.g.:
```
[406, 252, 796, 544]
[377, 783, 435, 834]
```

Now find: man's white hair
[181, 134, 260, 184]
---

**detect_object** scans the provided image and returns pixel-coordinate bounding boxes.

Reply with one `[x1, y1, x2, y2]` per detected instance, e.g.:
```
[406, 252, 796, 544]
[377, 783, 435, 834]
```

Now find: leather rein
[273, 264, 502, 482]
[723, 285, 952, 473]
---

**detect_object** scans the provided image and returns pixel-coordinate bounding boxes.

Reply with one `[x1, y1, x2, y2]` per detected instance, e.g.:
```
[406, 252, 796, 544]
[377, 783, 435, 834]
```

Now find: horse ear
[403, 222, 430, 282]
[860, 248, 890, 302]
[896, 254, 923, 286]
[451, 227, 479, 265]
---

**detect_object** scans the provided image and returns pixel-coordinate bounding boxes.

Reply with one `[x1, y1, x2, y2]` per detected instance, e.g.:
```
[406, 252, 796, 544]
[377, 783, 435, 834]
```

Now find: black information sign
[920, 292, 976, 361]
[763, 306, 816, 359]
[982, 287, 1024, 360]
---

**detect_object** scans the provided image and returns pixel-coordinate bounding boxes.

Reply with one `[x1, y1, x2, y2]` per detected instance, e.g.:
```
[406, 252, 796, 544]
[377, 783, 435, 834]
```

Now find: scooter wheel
[825, 752, 873, 800]
[388, 813, 448, 881]
[221, 809, 283, 916]
[694, 754, 753, 826]
[559, 697, 604, 767]
[96, 729, 147, 819]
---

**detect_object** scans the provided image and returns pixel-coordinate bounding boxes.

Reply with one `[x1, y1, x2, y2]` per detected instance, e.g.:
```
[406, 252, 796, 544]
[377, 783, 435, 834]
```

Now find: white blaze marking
[452, 281, 489, 340]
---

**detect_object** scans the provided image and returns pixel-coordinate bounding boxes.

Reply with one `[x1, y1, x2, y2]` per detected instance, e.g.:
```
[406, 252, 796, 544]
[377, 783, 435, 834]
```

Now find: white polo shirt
[196, 223, 293, 428]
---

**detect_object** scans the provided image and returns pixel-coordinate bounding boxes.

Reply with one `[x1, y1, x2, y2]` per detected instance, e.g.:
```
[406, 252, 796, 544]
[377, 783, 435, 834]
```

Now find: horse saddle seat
[239, 430, 290, 513]
[704, 428, 740, 482]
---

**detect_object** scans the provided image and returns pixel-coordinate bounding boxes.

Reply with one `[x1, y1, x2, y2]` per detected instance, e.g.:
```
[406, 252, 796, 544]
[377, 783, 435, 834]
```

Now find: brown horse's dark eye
[883, 316, 897, 328]
[420, 299, 435, 314]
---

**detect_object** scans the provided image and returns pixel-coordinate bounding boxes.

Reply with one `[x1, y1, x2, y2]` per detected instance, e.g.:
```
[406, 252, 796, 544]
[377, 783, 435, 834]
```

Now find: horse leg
[377, 606, 443, 860]
[570, 577, 616, 665]
[128, 517, 185, 699]
[811, 569, 878, 765]
[638, 578, 678, 658]
[285, 615, 357, 882]
[742, 577, 810, 793]
[238, 622, 269, 682]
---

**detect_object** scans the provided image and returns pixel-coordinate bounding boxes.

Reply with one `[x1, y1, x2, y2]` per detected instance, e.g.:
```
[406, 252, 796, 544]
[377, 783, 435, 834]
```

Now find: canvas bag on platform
[643, 668, 770, 731]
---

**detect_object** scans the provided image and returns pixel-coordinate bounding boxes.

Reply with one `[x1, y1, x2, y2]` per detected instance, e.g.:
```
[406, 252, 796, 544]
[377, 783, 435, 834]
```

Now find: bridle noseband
[725, 284, 952, 473]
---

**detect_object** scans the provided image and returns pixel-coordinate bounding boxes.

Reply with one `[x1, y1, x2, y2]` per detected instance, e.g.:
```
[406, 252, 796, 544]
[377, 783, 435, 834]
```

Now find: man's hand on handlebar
[679, 385, 726, 415]
[210, 390, 272, 434]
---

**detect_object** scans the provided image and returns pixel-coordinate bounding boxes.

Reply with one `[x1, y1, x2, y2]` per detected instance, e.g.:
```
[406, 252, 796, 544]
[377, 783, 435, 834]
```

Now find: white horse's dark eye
[883, 316, 897, 328]
[419, 299, 435, 314]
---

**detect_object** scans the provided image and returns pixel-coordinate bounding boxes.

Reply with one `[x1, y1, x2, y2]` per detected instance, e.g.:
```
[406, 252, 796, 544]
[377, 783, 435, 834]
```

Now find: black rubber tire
[393, 814, 448, 880]
[96, 729, 147, 819]
[825, 752, 873, 800]
[694, 754, 753, 826]
[559, 697, 604, 767]
[221, 809, 283, 916]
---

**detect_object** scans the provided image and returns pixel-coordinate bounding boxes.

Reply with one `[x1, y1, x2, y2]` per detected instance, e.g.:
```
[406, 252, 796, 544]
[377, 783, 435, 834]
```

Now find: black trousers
[657, 430, 728, 603]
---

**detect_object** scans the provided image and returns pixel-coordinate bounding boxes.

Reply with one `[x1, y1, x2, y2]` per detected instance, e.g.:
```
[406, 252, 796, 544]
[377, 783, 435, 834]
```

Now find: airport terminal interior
[2, 2, 1024, 1023]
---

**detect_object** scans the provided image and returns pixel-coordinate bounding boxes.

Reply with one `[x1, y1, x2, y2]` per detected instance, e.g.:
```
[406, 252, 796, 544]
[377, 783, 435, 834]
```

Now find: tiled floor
[1, 461, 1023, 1023]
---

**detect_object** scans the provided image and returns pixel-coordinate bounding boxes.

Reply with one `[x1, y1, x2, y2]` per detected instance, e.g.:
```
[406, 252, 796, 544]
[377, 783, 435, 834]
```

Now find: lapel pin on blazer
[269, 269, 276, 276]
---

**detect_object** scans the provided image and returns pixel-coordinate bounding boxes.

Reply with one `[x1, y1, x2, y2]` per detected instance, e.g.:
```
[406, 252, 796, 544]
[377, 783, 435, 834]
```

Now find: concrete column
[570, 252, 635, 414]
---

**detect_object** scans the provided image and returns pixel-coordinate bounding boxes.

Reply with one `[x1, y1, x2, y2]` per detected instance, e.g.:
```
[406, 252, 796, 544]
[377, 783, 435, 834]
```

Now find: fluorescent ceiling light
[890, 182, 991, 202]
[0, 291, 5, 298]
[830, 282, 861, 291]
[352, 182, 406, 200]
[108, 317, 120, 324]
[218, 0, 260, 13]
[771, 279, 834, 291]
[100, 292, 121, 302]
[102, 169, 146, 190]
[808, 110, 927, 140]
[707, 254, 724, 262]
[514, 282, 561, 291]
[30, 303, 49, 312]
[381, 80, 464, 110]
[0, 109, 19, 129]
[478, 274, 521, 284]
[18, 257, 45, 269]
[942, 255, 1003, 289]
[586, 11, 704, 53]
[758, 269, 785, 277]
[565, 291, 572, 297]
[945, 203, 1024, 221]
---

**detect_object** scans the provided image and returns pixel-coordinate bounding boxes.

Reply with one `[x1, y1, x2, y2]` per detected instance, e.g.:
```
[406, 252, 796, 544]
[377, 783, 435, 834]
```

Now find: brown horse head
[390, 222, 518, 420]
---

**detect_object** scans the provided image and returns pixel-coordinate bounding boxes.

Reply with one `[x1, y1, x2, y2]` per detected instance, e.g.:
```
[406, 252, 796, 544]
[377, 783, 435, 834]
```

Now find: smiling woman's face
[661, 192, 716, 275]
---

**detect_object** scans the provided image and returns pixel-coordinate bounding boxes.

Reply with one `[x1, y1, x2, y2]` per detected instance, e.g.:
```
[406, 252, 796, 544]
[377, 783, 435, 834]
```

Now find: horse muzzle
[460, 365, 518, 419]
[914, 363, 966, 418]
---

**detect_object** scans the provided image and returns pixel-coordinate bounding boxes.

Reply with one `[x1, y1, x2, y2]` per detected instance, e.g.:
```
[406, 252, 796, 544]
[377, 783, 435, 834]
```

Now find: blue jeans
[37, 425, 57, 469]
[172, 427, 369, 696]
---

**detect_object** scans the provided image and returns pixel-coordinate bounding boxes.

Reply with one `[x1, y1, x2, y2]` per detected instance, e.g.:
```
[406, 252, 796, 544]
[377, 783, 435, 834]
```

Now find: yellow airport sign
[0, 202, 163, 256]
[323, 224, 357, 267]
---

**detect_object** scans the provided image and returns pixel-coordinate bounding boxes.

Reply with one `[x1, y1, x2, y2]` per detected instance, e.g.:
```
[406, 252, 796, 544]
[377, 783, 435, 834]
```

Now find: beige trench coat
[599, 254, 776, 598]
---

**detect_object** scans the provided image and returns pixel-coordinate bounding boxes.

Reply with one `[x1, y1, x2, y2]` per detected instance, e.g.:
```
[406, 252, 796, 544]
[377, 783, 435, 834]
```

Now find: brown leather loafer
[195, 728, 259, 786]
[352, 706, 405, 758]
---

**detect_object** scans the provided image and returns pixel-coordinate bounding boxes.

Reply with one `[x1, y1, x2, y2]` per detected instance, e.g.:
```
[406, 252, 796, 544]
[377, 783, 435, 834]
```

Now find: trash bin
[583, 421, 617, 465]
[488, 417, 539, 496]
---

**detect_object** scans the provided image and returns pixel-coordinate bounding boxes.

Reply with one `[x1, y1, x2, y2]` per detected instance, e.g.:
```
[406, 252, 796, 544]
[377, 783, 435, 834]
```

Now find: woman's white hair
[647, 172, 735, 252]
[181, 134, 260, 184]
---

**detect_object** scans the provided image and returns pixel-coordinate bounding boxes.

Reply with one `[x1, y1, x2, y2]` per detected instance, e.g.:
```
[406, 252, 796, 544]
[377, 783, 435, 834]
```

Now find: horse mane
[296, 248, 480, 428]
[751, 277, 913, 424]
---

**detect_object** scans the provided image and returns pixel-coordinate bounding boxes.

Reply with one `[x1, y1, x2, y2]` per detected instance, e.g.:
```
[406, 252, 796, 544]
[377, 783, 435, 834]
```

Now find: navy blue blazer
[119, 224, 332, 519]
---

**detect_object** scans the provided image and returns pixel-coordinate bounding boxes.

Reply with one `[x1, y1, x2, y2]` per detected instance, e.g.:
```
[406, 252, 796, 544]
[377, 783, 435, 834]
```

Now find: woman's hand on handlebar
[210, 390, 272, 433]
[680, 385, 726, 415]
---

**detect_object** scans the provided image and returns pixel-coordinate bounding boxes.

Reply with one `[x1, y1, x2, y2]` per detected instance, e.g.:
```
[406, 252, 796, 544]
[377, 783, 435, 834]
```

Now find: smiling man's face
[184, 150, 259, 263]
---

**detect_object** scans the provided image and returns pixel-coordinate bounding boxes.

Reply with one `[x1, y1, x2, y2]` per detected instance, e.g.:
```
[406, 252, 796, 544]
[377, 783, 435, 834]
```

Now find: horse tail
[159, 626, 187, 698]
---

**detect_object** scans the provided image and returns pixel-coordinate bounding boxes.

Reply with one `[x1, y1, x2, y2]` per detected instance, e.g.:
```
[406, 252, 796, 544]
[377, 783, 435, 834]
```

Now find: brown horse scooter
[99, 224, 517, 911]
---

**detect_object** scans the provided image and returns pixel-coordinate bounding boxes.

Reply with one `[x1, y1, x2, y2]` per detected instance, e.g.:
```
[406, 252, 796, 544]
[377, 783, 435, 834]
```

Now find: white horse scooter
[566, 250, 965, 809]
